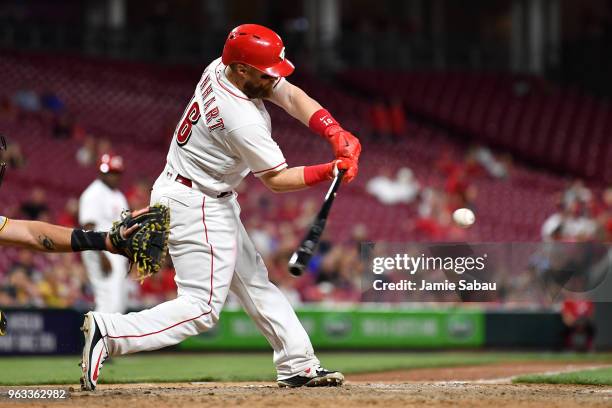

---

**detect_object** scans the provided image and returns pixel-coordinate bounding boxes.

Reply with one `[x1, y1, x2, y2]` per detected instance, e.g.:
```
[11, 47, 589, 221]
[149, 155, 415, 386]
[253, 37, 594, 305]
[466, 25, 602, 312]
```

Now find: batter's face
[242, 66, 278, 99]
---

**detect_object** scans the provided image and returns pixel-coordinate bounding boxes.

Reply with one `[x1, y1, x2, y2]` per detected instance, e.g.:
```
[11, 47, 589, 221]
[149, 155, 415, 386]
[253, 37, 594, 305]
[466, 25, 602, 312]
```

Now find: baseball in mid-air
[452, 208, 475, 228]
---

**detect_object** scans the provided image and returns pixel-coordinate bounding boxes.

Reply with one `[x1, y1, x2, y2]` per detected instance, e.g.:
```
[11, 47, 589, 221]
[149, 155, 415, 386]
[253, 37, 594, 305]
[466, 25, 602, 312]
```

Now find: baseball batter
[79, 154, 130, 313]
[81, 24, 361, 390]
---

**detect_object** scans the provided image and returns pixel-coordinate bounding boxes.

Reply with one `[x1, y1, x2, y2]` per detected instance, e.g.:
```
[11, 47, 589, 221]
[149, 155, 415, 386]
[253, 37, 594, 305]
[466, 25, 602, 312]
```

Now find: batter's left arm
[267, 81, 322, 126]
[267, 81, 362, 161]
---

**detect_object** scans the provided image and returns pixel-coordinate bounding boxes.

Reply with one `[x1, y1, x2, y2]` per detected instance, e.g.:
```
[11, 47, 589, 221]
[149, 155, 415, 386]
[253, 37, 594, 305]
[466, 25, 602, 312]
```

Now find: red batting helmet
[222, 24, 294, 78]
[98, 153, 124, 174]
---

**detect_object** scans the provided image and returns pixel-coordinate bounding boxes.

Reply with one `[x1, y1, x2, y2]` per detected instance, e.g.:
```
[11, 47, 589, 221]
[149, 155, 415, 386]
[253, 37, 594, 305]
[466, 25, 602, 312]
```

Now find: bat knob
[288, 264, 305, 277]
[288, 251, 307, 276]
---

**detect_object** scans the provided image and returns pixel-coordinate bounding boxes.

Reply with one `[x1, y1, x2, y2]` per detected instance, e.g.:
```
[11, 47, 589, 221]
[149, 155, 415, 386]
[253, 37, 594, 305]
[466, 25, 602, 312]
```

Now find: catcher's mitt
[0, 310, 7, 336]
[109, 204, 170, 282]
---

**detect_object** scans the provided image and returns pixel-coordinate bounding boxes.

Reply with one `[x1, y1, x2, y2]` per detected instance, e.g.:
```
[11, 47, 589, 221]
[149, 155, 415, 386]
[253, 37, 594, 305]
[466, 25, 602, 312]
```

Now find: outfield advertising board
[178, 308, 485, 350]
[0, 308, 83, 355]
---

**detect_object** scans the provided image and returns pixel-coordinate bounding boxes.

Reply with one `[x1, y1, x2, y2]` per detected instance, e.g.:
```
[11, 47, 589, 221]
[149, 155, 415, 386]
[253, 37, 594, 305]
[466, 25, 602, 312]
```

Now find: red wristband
[303, 163, 333, 186]
[308, 109, 340, 138]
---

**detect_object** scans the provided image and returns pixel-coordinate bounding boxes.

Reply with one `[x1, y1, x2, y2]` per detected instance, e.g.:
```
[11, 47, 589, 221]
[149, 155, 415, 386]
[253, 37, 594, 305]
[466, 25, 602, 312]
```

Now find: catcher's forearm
[0, 219, 110, 252]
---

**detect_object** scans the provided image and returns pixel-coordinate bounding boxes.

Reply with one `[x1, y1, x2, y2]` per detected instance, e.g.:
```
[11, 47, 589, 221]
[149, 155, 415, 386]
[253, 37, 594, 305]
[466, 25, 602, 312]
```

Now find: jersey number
[176, 100, 201, 146]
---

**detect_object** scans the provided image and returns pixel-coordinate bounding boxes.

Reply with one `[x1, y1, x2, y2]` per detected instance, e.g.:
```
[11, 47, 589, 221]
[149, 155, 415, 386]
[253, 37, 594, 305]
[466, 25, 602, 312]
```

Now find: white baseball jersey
[166, 57, 288, 192]
[79, 179, 129, 230]
[79, 179, 130, 313]
[0, 216, 7, 233]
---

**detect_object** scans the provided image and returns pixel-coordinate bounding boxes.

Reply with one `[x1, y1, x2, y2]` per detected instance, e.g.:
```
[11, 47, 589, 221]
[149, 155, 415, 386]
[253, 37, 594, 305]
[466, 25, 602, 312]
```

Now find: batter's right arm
[260, 159, 357, 193]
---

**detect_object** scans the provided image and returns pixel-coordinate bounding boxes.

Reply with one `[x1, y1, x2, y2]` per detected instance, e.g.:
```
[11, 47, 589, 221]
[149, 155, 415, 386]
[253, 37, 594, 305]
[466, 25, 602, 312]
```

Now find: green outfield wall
[178, 307, 486, 350]
[1, 307, 579, 355]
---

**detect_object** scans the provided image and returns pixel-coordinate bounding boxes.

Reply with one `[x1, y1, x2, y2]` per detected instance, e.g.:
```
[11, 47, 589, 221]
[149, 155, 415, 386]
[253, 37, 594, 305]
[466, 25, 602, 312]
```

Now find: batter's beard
[243, 81, 273, 99]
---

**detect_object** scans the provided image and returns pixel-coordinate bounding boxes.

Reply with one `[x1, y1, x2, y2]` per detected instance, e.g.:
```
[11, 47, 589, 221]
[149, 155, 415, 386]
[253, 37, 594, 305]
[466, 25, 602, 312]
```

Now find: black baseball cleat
[80, 312, 108, 391]
[277, 366, 345, 388]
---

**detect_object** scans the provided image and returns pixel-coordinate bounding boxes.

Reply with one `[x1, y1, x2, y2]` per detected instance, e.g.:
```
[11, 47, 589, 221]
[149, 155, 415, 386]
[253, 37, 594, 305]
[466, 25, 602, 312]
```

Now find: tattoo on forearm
[38, 235, 56, 251]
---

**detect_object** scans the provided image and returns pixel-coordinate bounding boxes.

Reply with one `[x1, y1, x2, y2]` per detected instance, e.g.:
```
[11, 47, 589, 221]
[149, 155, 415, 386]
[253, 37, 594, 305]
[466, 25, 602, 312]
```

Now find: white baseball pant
[93, 170, 319, 378]
[81, 251, 129, 314]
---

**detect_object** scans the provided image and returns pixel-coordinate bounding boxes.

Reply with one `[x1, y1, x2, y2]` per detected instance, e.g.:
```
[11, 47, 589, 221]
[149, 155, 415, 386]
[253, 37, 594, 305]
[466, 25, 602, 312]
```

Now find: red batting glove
[325, 126, 362, 161]
[309, 109, 362, 161]
[303, 158, 358, 186]
[335, 157, 358, 183]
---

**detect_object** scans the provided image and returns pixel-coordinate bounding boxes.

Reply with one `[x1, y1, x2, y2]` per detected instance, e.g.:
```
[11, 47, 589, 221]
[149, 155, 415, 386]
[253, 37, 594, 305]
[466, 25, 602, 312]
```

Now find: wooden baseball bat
[288, 169, 346, 276]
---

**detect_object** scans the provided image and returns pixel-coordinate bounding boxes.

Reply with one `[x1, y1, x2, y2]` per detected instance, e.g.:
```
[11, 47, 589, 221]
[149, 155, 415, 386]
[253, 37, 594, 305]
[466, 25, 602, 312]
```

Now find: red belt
[175, 173, 231, 198]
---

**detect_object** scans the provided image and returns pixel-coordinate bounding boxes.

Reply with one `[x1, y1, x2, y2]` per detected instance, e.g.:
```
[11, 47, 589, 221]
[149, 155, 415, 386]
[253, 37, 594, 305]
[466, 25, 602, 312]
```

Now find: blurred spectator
[40, 90, 65, 115]
[542, 186, 599, 242]
[52, 113, 73, 139]
[9, 249, 40, 280]
[309, 242, 361, 303]
[561, 297, 596, 351]
[368, 100, 392, 140]
[471, 146, 509, 179]
[562, 201, 598, 241]
[366, 167, 420, 205]
[7, 266, 43, 307]
[12, 88, 40, 113]
[603, 186, 612, 211]
[563, 179, 593, 207]
[0, 96, 18, 121]
[602, 186, 612, 241]
[541, 203, 565, 242]
[389, 97, 407, 138]
[0, 287, 14, 306]
[71, 119, 87, 141]
[413, 188, 468, 241]
[126, 177, 152, 210]
[76, 135, 97, 167]
[278, 197, 301, 222]
[445, 166, 469, 198]
[38, 262, 72, 308]
[350, 223, 369, 246]
[20, 187, 49, 220]
[413, 213, 451, 241]
[248, 218, 277, 259]
[56, 197, 79, 227]
[295, 198, 318, 230]
[435, 148, 462, 176]
[2, 142, 26, 169]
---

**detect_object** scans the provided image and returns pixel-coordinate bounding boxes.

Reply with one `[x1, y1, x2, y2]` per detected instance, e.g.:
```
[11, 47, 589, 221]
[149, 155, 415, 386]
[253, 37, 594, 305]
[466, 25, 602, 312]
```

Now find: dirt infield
[1, 362, 610, 408]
